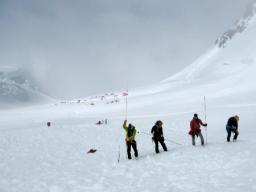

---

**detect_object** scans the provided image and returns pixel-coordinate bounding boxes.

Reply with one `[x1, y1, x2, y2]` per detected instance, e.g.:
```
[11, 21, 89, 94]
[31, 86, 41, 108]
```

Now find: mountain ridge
[0, 67, 52, 108]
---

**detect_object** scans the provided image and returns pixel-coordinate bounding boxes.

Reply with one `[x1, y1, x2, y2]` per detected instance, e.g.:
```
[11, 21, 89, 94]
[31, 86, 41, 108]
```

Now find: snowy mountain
[1, 3, 256, 192]
[0, 67, 52, 108]
[159, 5, 256, 106]
[216, 0, 256, 48]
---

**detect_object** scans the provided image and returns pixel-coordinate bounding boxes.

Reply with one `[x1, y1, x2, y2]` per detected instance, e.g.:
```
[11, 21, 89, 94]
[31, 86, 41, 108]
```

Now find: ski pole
[139, 131, 182, 146]
[204, 96, 208, 145]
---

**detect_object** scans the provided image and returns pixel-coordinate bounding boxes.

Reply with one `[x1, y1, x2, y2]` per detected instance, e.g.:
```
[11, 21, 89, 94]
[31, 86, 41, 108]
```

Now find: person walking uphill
[226, 115, 240, 142]
[123, 120, 138, 160]
[151, 120, 168, 153]
[189, 114, 207, 146]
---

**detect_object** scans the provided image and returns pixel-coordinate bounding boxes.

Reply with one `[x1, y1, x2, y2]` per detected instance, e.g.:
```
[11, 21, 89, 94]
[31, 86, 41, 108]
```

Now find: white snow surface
[1, 8, 256, 192]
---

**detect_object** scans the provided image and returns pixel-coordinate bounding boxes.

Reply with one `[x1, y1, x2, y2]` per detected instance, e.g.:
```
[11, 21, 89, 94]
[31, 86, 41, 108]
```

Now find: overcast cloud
[0, 0, 254, 98]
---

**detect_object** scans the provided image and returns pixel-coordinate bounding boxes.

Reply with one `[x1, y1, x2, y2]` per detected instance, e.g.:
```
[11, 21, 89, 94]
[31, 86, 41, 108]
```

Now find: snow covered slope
[1, 2, 256, 192]
[0, 67, 52, 108]
[163, 7, 256, 89]
[147, 5, 256, 110]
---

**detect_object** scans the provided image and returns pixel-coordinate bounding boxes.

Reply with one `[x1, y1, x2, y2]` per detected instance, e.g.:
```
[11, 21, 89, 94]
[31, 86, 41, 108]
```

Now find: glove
[205, 123, 208, 127]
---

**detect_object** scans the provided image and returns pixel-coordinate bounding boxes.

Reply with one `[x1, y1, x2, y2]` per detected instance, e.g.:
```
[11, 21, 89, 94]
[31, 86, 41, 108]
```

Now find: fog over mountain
[0, 66, 52, 108]
[0, 0, 254, 99]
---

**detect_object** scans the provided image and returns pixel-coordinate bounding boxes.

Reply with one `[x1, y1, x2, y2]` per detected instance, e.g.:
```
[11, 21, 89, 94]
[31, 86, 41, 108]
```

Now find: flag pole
[125, 89, 128, 120]
[204, 96, 207, 145]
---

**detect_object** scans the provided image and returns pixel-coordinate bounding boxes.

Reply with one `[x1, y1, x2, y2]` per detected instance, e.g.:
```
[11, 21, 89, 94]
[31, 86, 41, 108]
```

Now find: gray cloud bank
[0, 0, 254, 99]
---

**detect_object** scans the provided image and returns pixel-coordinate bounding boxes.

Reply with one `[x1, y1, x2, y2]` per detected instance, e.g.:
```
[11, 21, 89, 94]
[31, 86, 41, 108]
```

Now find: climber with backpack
[226, 115, 240, 142]
[123, 120, 138, 160]
[189, 113, 207, 146]
[151, 120, 168, 153]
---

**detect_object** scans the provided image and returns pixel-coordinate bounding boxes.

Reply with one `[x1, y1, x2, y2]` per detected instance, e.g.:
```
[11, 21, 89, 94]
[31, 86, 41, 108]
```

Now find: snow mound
[0, 66, 52, 108]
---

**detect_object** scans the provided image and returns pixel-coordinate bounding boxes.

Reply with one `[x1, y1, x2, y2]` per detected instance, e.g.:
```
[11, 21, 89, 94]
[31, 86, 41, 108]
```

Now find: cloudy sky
[0, 0, 254, 99]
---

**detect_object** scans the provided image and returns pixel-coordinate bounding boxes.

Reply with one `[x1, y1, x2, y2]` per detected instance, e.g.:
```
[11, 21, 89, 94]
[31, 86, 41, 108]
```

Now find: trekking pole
[204, 96, 208, 145]
[139, 131, 182, 146]
[117, 144, 121, 163]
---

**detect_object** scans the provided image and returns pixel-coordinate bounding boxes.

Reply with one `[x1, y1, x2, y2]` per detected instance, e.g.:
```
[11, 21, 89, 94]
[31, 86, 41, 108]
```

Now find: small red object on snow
[47, 122, 51, 127]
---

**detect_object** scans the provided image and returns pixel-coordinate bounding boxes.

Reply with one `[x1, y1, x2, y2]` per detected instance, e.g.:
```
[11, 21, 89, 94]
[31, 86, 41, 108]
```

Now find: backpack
[127, 125, 135, 137]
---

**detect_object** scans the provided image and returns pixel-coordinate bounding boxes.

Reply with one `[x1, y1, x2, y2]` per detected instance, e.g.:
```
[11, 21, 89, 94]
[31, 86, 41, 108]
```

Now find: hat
[234, 115, 240, 121]
[156, 120, 163, 126]
[194, 113, 198, 118]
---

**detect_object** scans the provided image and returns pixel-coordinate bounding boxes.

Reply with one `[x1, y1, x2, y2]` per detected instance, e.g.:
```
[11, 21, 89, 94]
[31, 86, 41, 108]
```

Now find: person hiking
[151, 120, 168, 153]
[123, 120, 138, 159]
[226, 115, 239, 142]
[189, 113, 207, 146]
